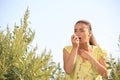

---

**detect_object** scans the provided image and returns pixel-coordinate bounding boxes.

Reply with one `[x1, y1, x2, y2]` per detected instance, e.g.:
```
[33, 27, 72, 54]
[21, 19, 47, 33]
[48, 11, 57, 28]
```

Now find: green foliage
[118, 35, 120, 49]
[106, 35, 120, 80]
[0, 8, 64, 80]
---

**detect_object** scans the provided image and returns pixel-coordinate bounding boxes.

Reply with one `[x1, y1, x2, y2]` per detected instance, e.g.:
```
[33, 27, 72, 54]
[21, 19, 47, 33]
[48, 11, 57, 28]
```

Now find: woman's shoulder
[63, 45, 72, 53]
[92, 45, 107, 53]
[92, 45, 107, 60]
[64, 45, 72, 49]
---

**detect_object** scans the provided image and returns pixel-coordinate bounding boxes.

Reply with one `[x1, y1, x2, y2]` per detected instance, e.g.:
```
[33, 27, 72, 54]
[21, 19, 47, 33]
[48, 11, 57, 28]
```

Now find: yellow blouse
[64, 46, 107, 80]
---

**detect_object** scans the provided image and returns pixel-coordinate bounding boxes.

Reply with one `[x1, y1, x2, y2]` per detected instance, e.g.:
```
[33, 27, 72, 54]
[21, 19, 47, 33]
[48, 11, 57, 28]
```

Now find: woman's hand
[71, 34, 79, 48]
[78, 49, 92, 60]
[79, 49, 109, 78]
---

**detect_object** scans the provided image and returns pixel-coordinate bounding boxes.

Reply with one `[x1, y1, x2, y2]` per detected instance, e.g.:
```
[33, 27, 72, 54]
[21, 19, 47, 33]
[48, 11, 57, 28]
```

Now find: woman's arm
[63, 34, 79, 74]
[89, 56, 109, 78]
[79, 49, 109, 78]
[63, 47, 78, 74]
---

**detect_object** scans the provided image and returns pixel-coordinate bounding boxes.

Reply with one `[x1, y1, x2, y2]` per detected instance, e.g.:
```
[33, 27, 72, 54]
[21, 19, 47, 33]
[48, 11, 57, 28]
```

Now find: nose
[75, 31, 80, 36]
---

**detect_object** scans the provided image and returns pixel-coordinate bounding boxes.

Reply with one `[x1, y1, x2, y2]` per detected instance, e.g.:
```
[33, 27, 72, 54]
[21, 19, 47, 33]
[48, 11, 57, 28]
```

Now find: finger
[71, 34, 78, 41]
[74, 35, 79, 40]
[71, 34, 75, 39]
[79, 49, 84, 52]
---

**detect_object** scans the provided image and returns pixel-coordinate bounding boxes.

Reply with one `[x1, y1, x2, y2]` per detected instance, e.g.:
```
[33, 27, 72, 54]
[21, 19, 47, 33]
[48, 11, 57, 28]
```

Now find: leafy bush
[0, 8, 64, 80]
[107, 35, 120, 80]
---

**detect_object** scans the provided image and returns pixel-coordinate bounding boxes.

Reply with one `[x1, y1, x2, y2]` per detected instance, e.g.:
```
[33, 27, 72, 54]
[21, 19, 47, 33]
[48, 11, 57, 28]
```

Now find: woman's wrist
[72, 46, 78, 50]
[88, 54, 95, 63]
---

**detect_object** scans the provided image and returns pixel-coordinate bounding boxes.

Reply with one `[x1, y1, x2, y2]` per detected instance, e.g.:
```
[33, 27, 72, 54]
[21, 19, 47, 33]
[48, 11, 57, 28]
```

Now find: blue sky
[0, 0, 120, 68]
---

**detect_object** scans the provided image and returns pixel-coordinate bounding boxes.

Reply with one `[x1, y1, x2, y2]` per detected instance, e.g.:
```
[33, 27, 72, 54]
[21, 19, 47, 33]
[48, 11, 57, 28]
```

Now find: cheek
[83, 33, 89, 39]
[85, 32, 89, 37]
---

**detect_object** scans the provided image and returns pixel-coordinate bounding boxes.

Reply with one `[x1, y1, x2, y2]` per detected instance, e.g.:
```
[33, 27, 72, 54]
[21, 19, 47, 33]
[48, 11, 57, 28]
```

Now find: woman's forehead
[75, 23, 88, 28]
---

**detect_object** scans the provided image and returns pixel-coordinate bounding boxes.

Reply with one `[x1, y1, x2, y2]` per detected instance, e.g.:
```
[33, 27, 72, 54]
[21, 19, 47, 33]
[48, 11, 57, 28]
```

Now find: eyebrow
[74, 28, 86, 30]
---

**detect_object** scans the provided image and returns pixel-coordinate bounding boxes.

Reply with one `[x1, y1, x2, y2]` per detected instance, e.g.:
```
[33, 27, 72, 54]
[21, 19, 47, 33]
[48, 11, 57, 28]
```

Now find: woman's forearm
[64, 47, 78, 74]
[89, 55, 109, 78]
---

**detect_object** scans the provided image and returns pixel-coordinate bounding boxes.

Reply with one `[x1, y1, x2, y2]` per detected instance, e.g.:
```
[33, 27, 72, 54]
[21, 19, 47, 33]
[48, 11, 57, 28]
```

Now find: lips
[79, 37, 81, 40]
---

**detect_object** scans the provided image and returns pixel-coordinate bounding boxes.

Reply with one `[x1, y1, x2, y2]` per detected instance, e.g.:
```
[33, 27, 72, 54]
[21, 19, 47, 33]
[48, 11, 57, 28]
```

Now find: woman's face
[74, 23, 90, 44]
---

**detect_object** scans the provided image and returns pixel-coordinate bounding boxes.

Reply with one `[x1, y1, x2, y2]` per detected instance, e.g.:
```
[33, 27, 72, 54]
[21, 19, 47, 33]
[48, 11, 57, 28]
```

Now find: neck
[79, 43, 91, 51]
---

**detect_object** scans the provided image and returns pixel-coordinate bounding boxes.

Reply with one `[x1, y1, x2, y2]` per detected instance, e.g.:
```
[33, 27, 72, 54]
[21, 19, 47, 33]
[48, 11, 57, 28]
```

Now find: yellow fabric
[64, 46, 107, 80]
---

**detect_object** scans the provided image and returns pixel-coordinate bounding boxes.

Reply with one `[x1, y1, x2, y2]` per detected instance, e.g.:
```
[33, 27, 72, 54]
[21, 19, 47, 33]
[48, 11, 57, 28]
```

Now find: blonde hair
[75, 20, 97, 46]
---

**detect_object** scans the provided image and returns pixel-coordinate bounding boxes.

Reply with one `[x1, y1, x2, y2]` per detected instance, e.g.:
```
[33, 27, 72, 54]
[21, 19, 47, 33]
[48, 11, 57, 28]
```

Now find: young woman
[63, 20, 109, 80]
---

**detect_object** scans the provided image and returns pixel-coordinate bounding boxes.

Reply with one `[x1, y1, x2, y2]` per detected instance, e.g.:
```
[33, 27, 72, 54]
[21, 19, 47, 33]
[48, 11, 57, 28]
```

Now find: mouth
[79, 37, 81, 40]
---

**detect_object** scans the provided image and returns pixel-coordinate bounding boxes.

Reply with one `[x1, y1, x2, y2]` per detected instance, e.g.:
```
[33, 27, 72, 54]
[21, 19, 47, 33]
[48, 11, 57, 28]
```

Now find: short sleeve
[100, 48, 107, 60]
[92, 46, 107, 60]
[64, 45, 72, 53]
